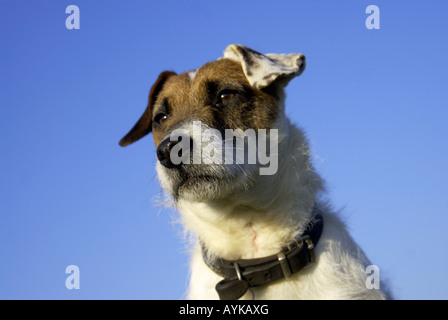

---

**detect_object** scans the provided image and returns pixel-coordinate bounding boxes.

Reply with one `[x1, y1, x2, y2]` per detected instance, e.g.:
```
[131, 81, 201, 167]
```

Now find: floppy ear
[223, 44, 305, 89]
[119, 71, 176, 147]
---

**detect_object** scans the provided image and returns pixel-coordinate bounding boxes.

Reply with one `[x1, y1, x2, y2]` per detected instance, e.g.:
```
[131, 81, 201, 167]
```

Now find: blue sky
[0, 0, 447, 299]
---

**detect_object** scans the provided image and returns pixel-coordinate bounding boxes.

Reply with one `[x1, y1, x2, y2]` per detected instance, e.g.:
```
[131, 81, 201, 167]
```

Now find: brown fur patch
[151, 58, 279, 147]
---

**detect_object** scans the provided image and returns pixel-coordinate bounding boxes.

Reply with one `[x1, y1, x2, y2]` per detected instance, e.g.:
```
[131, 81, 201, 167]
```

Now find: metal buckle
[278, 235, 316, 279]
[302, 235, 316, 263]
[277, 252, 292, 279]
[233, 262, 243, 281]
[233, 262, 255, 300]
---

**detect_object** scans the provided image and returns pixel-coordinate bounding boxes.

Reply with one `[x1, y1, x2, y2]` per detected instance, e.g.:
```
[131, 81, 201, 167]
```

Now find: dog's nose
[157, 137, 194, 169]
[157, 138, 180, 169]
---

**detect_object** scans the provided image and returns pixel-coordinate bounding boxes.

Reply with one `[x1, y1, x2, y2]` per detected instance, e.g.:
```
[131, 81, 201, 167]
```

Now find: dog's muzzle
[154, 126, 257, 201]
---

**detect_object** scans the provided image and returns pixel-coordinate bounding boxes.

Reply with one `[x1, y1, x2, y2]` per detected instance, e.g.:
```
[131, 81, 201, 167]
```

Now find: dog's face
[120, 45, 305, 201]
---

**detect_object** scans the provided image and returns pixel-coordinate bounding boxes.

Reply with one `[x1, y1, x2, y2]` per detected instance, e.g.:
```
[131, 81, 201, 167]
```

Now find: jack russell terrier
[119, 44, 390, 300]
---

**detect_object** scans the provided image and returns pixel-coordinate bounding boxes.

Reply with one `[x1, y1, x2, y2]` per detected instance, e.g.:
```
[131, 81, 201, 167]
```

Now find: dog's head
[119, 45, 305, 201]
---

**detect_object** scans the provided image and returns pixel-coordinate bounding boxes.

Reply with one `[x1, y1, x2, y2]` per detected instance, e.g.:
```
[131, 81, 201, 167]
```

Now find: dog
[119, 44, 390, 300]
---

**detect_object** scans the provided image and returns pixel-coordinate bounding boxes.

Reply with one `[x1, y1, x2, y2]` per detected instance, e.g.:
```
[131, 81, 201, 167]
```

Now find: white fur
[223, 44, 305, 89]
[188, 69, 197, 82]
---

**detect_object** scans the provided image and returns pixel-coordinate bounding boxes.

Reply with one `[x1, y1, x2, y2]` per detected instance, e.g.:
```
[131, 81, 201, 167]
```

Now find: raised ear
[223, 44, 305, 89]
[119, 71, 176, 147]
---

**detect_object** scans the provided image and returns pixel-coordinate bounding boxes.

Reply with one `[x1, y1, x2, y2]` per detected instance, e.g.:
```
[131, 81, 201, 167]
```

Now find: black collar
[202, 206, 324, 300]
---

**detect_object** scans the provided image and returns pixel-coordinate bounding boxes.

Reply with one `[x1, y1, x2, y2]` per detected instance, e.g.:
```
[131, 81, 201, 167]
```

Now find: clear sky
[0, 0, 447, 300]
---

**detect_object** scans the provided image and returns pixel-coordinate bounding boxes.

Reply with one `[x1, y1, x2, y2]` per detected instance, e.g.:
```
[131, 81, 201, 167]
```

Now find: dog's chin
[175, 175, 234, 201]
[156, 163, 254, 202]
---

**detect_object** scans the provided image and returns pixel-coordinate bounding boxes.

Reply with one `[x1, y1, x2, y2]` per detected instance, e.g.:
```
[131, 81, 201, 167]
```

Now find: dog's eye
[154, 112, 168, 125]
[218, 91, 236, 104]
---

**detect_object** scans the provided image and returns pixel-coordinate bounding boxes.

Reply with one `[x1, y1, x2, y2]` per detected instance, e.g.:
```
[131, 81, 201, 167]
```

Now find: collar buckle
[277, 234, 316, 279]
[302, 235, 316, 263]
[277, 252, 292, 279]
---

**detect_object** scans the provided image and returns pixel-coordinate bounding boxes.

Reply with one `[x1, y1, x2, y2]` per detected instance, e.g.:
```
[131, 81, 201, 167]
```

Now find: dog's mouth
[172, 168, 230, 200]
[177, 173, 220, 190]
[157, 161, 251, 201]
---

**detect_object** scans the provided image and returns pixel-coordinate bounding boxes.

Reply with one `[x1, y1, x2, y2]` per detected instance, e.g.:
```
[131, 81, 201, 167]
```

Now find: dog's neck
[177, 120, 324, 260]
